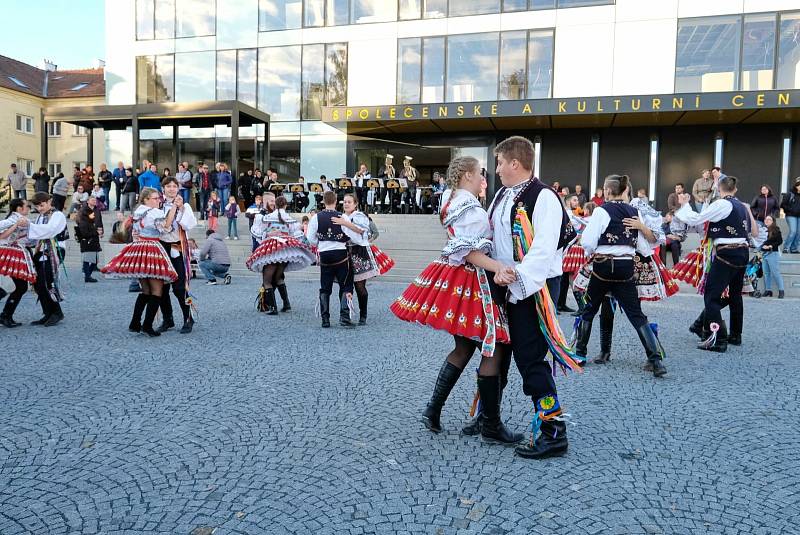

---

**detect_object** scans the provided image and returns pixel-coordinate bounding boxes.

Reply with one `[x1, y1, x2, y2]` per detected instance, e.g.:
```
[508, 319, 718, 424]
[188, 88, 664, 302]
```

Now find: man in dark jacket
[33, 167, 50, 193]
[98, 163, 114, 211]
[197, 164, 215, 220]
[112, 161, 126, 210]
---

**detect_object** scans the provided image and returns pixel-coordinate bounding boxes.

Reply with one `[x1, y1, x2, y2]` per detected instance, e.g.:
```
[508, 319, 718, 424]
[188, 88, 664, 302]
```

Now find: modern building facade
[106, 0, 800, 206]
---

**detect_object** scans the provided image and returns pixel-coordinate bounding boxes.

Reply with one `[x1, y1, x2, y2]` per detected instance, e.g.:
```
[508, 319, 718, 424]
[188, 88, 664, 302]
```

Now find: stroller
[745, 252, 764, 296]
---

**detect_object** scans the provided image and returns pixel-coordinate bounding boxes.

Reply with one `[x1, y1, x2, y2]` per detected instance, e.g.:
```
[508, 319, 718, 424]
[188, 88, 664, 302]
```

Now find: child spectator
[206, 190, 221, 232]
[225, 194, 241, 240]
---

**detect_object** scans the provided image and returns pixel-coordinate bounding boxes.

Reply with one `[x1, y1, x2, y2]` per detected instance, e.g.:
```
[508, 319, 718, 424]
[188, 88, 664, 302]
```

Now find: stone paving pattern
[0, 277, 798, 534]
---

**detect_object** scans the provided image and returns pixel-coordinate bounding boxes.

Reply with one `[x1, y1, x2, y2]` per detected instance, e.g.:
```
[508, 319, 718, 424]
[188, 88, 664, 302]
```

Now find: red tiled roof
[0, 55, 104, 99]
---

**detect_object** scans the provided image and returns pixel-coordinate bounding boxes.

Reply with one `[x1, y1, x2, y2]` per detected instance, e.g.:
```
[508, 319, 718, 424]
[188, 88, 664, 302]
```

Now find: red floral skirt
[562, 244, 587, 273]
[672, 247, 704, 287]
[390, 259, 510, 345]
[0, 244, 36, 283]
[100, 238, 178, 282]
[371, 245, 394, 275]
[246, 235, 316, 273]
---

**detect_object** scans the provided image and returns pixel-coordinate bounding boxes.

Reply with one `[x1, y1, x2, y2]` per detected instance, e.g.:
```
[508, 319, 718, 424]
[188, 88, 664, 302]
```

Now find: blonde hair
[445, 156, 480, 191]
[583, 201, 596, 216]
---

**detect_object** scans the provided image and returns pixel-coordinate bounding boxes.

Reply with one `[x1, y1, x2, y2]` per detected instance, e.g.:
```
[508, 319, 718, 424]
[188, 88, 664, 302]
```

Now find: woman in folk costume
[0, 199, 36, 327]
[337, 193, 394, 325]
[390, 156, 521, 444]
[246, 195, 315, 314]
[573, 175, 667, 378]
[560, 197, 591, 314]
[100, 187, 179, 337]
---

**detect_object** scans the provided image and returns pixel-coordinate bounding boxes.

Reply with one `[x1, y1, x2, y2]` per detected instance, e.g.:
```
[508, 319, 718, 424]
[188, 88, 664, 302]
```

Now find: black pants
[319, 249, 353, 296]
[703, 247, 747, 335]
[581, 258, 648, 329]
[52, 194, 66, 212]
[660, 240, 681, 266]
[1, 277, 28, 317]
[33, 251, 62, 318]
[160, 242, 191, 323]
[557, 273, 571, 307]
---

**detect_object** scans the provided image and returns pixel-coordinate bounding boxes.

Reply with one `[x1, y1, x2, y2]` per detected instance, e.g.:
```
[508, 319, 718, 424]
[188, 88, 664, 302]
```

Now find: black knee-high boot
[574, 318, 593, 358]
[689, 311, 704, 339]
[356, 289, 368, 326]
[277, 284, 291, 312]
[478, 375, 524, 445]
[128, 294, 148, 332]
[422, 361, 464, 433]
[461, 354, 513, 436]
[265, 288, 278, 315]
[594, 301, 614, 364]
[636, 324, 667, 376]
[319, 291, 331, 328]
[142, 295, 162, 337]
[339, 293, 354, 327]
[0, 295, 22, 327]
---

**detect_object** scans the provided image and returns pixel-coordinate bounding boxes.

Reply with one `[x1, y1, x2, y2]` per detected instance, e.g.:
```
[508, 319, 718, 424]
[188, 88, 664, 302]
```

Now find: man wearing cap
[8, 163, 28, 200]
[27, 193, 68, 326]
[399, 155, 418, 214]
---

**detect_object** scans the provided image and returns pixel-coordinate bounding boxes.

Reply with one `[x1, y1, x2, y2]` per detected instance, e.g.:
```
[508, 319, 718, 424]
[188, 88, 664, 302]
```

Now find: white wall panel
[612, 19, 677, 95]
[614, 0, 678, 22]
[347, 38, 397, 105]
[174, 36, 216, 53]
[397, 19, 451, 38]
[105, 0, 137, 105]
[446, 14, 501, 34]
[678, 0, 744, 18]
[744, 0, 800, 12]
[553, 22, 614, 98]
[258, 29, 304, 47]
[555, 5, 615, 25]
[500, 10, 557, 30]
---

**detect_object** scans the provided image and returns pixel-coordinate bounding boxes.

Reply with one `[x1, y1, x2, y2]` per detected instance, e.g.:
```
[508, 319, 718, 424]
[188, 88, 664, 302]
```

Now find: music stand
[338, 178, 353, 189]
[309, 183, 324, 193]
[385, 179, 400, 189]
[366, 179, 381, 188]
[289, 183, 306, 192]
[269, 183, 286, 193]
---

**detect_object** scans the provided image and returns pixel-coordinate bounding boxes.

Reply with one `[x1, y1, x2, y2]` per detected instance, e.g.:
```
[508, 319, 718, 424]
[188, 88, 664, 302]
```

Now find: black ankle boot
[339, 294, 354, 327]
[179, 316, 194, 334]
[478, 375, 523, 445]
[265, 288, 278, 315]
[128, 294, 148, 333]
[319, 291, 331, 328]
[142, 295, 162, 337]
[357, 291, 368, 326]
[698, 320, 728, 353]
[635, 324, 667, 377]
[574, 318, 592, 359]
[421, 361, 463, 433]
[515, 419, 568, 459]
[727, 333, 742, 346]
[277, 284, 291, 312]
[1, 296, 22, 328]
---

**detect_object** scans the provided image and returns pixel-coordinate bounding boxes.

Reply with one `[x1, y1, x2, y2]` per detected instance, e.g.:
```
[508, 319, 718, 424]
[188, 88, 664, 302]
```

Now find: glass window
[557, 0, 613, 7]
[499, 30, 527, 100]
[676, 16, 742, 93]
[302, 44, 325, 119]
[424, 0, 446, 18]
[326, 43, 348, 107]
[48, 163, 62, 177]
[174, 51, 215, 102]
[399, 0, 421, 20]
[47, 122, 62, 137]
[155, 0, 175, 39]
[136, 0, 155, 40]
[259, 0, 302, 30]
[447, 33, 499, 101]
[449, 0, 498, 16]
[237, 49, 258, 107]
[157, 54, 175, 102]
[527, 30, 554, 98]
[136, 54, 175, 103]
[422, 37, 445, 103]
[502, 0, 528, 12]
[777, 12, 800, 90]
[258, 45, 302, 120]
[741, 14, 776, 91]
[397, 38, 421, 104]
[351, 0, 394, 23]
[305, 0, 324, 26]
[530, 0, 555, 8]
[216, 50, 237, 100]
[326, 0, 349, 25]
[176, 0, 216, 37]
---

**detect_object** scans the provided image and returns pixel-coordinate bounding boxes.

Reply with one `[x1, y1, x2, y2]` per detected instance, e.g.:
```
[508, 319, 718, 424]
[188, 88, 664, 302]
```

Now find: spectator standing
[239, 169, 254, 208]
[692, 169, 713, 209]
[206, 190, 221, 231]
[51, 173, 69, 211]
[198, 229, 232, 285]
[138, 164, 161, 191]
[750, 185, 779, 224]
[78, 165, 95, 193]
[175, 163, 193, 205]
[224, 194, 241, 240]
[98, 163, 113, 210]
[76, 196, 104, 283]
[245, 194, 263, 250]
[120, 167, 139, 214]
[758, 215, 785, 298]
[112, 161, 126, 210]
[7, 163, 27, 199]
[552, 181, 561, 193]
[33, 167, 50, 193]
[590, 188, 604, 206]
[251, 169, 264, 201]
[780, 178, 800, 253]
[574, 184, 587, 206]
[559, 186, 570, 199]
[667, 183, 684, 213]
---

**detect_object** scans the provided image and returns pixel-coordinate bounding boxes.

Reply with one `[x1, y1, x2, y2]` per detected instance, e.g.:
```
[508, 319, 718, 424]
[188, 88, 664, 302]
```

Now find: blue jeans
[762, 251, 785, 291]
[199, 260, 230, 281]
[227, 217, 238, 238]
[199, 190, 210, 219]
[785, 216, 800, 252]
[180, 189, 191, 204]
[218, 187, 230, 208]
[102, 184, 111, 210]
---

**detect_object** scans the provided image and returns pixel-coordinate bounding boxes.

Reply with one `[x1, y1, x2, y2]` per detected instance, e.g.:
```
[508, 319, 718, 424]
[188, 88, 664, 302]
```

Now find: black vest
[707, 197, 749, 240]
[489, 178, 577, 261]
[316, 209, 349, 243]
[597, 201, 639, 247]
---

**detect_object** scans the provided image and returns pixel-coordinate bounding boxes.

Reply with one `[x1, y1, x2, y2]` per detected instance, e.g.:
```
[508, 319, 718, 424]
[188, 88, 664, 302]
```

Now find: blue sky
[0, 0, 105, 69]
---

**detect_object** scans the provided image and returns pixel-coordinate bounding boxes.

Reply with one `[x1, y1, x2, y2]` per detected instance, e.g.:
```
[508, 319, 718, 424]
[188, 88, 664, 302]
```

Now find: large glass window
[136, 0, 155, 40]
[259, 0, 302, 31]
[176, 0, 216, 37]
[351, 0, 395, 23]
[527, 29, 554, 98]
[399, 0, 421, 20]
[302, 44, 325, 119]
[741, 14, 776, 91]
[676, 16, 742, 92]
[258, 46, 302, 120]
[174, 51, 215, 102]
[502, 0, 528, 12]
[327, 0, 349, 25]
[422, 37, 445, 103]
[529, 0, 555, 8]
[216, 50, 237, 100]
[325, 43, 348, 107]
[778, 12, 800, 90]
[424, 0, 447, 18]
[154, 0, 175, 39]
[447, 33, 499, 101]
[499, 31, 527, 100]
[556, 0, 614, 7]
[136, 55, 174, 103]
[397, 39, 421, 104]
[305, 0, 324, 26]
[237, 49, 258, 107]
[449, 0, 499, 16]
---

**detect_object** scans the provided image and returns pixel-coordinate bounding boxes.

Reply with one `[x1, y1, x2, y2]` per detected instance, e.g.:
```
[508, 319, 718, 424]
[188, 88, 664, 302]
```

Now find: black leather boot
[574, 318, 593, 360]
[356, 291, 368, 326]
[462, 362, 510, 437]
[689, 313, 704, 339]
[277, 284, 291, 312]
[727, 332, 742, 346]
[0, 295, 22, 328]
[319, 291, 331, 328]
[421, 361, 463, 433]
[128, 294, 148, 333]
[179, 316, 194, 334]
[635, 324, 667, 377]
[265, 288, 278, 315]
[479, 375, 524, 445]
[515, 419, 568, 459]
[570, 291, 585, 317]
[141, 295, 162, 337]
[594, 307, 613, 364]
[339, 294, 355, 327]
[698, 320, 728, 353]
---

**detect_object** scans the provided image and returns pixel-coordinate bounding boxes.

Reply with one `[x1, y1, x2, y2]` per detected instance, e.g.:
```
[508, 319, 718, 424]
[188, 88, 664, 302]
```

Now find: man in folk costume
[674, 176, 751, 352]
[0, 199, 36, 327]
[157, 177, 198, 334]
[27, 193, 68, 326]
[487, 136, 583, 459]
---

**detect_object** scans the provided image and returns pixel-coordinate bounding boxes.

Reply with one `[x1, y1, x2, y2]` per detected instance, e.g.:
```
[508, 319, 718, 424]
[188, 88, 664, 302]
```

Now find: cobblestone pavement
[1, 277, 798, 534]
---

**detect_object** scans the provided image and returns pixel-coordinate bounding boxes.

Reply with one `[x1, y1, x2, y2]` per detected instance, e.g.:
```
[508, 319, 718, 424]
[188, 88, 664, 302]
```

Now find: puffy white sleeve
[441, 205, 492, 265]
[580, 207, 610, 257]
[27, 211, 67, 240]
[343, 212, 370, 245]
[176, 205, 198, 231]
[305, 215, 319, 246]
[508, 192, 562, 301]
[251, 215, 267, 240]
[0, 216, 16, 234]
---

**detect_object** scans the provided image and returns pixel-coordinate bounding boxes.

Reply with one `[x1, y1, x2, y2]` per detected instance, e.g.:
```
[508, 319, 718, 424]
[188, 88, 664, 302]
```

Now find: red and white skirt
[246, 235, 316, 273]
[671, 247, 705, 287]
[562, 244, 587, 273]
[0, 244, 36, 283]
[390, 259, 510, 347]
[371, 245, 394, 275]
[100, 237, 178, 282]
